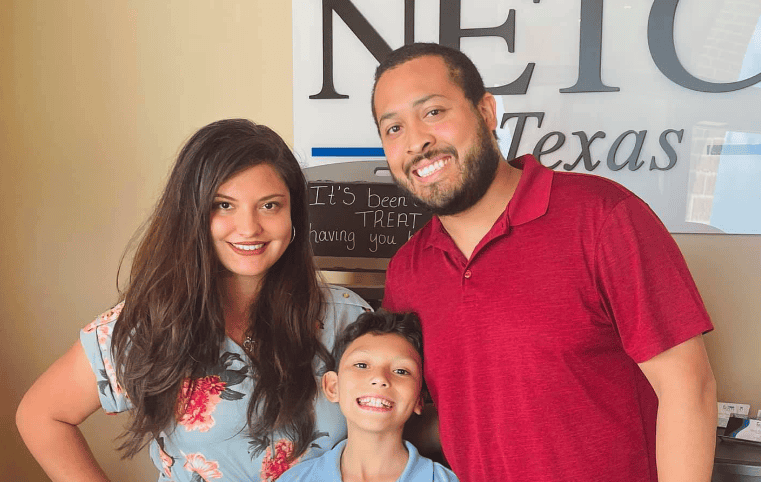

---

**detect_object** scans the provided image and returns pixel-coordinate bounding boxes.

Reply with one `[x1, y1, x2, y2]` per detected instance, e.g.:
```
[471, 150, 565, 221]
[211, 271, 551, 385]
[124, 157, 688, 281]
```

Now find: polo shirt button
[464, 269, 472, 279]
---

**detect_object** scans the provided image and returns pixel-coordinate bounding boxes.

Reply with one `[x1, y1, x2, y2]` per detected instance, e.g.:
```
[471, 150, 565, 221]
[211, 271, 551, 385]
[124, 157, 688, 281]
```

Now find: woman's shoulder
[319, 285, 371, 349]
[81, 301, 125, 333]
[322, 284, 371, 311]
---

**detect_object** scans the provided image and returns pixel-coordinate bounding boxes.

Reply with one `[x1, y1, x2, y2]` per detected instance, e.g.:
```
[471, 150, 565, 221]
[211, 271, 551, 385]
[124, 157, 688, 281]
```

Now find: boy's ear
[413, 394, 424, 416]
[322, 371, 340, 403]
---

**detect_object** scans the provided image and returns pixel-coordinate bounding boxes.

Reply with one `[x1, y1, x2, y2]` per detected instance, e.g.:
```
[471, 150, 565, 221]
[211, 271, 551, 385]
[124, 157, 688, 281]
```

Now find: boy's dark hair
[329, 309, 423, 372]
[371, 42, 487, 127]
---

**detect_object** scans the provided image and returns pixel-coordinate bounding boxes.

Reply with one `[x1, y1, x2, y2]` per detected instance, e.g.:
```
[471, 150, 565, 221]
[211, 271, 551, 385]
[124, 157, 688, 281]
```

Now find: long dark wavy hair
[111, 119, 328, 460]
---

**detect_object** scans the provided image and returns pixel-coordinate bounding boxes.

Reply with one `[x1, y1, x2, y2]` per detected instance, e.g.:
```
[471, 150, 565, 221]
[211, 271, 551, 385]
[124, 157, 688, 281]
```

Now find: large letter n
[310, 0, 395, 99]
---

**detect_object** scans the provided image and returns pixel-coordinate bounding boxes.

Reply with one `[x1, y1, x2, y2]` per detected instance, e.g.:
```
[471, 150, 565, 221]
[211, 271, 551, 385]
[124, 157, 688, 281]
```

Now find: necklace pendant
[243, 337, 255, 351]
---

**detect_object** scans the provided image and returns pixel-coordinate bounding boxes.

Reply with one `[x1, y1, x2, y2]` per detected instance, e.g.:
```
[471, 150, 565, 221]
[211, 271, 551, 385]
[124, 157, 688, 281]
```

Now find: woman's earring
[290, 226, 296, 244]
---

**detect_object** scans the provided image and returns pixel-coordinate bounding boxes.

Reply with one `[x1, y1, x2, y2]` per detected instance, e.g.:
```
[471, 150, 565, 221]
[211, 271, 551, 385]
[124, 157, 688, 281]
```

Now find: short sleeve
[595, 196, 714, 363]
[79, 302, 132, 413]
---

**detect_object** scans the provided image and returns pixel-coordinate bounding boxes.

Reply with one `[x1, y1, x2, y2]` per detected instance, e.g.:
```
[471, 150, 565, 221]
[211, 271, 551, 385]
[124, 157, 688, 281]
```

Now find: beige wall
[675, 235, 761, 414]
[1, 1, 294, 479]
[1, 1, 759, 480]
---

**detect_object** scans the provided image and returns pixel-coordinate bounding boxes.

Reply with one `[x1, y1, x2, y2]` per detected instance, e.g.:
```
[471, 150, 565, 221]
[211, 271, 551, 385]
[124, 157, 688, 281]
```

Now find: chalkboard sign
[307, 182, 433, 258]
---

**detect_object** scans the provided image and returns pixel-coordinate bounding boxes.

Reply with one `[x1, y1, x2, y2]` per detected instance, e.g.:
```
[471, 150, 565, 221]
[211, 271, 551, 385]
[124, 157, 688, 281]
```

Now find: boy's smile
[323, 332, 424, 436]
[357, 396, 394, 411]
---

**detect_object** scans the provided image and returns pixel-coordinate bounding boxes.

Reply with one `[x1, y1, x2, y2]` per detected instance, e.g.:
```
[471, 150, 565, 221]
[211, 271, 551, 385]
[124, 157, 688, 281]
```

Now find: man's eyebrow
[377, 94, 444, 125]
[412, 94, 442, 108]
[378, 110, 398, 126]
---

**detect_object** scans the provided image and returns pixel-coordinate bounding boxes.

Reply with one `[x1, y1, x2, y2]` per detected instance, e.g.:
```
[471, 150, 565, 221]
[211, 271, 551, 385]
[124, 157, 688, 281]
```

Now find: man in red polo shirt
[373, 43, 717, 482]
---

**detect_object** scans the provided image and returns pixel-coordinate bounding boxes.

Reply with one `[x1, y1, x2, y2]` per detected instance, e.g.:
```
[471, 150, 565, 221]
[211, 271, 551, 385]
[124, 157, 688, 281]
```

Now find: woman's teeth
[232, 243, 264, 251]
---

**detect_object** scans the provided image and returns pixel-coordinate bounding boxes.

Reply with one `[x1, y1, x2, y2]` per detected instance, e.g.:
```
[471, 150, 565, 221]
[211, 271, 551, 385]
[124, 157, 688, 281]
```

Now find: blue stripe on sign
[709, 144, 761, 155]
[312, 147, 385, 157]
[721, 144, 761, 155]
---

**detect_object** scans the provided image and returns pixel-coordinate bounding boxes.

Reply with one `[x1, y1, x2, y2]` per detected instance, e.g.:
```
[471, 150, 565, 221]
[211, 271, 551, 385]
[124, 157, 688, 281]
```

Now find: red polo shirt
[384, 155, 713, 482]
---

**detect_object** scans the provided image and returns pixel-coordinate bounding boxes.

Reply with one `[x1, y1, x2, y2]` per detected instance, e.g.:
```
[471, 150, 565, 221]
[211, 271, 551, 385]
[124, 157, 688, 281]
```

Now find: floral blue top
[80, 285, 370, 482]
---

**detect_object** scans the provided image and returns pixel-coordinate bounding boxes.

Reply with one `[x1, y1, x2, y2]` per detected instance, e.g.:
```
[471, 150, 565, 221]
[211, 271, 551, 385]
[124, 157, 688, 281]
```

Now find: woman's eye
[263, 202, 277, 210]
[215, 201, 231, 210]
[426, 108, 441, 117]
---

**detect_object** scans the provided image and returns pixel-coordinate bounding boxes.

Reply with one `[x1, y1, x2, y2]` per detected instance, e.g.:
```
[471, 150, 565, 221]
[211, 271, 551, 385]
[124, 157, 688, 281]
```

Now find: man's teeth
[233, 243, 264, 251]
[357, 397, 393, 409]
[416, 159, 447, 178]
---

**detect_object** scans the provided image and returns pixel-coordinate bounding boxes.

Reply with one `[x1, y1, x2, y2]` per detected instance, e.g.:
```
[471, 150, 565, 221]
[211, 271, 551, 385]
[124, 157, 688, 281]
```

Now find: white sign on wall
[293, 0, 761, 234]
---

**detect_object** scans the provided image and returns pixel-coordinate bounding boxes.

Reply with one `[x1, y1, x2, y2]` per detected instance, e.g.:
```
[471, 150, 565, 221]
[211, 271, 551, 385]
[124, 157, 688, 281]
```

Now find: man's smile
[406, 148, 457, 182]
[414, 157, 450, 179]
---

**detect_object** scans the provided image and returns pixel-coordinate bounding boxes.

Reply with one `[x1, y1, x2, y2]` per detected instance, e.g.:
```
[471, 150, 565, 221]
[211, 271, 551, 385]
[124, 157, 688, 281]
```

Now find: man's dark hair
[329, 309, 423, 372]
[371, 42, 487, 126]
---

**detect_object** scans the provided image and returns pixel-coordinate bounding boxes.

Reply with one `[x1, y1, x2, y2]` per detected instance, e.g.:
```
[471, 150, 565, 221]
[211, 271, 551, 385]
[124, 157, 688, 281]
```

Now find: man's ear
[322, 371, 340, 403]
[477, 92, 498, 131]
[413, 394, 424, 416]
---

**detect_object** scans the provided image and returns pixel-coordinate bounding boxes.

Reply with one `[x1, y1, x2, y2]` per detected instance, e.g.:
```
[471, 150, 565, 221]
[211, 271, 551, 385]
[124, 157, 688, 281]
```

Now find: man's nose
[406, 120, 434, 155]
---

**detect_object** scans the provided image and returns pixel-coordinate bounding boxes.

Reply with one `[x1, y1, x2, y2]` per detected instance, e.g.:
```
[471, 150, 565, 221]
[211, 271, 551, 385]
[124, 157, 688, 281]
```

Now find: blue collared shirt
[279, 440, 459, 481]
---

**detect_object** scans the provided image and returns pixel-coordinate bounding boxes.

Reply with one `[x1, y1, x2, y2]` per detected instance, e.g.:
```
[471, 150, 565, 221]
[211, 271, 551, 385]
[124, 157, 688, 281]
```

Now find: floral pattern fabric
[80, 285, 370, 482]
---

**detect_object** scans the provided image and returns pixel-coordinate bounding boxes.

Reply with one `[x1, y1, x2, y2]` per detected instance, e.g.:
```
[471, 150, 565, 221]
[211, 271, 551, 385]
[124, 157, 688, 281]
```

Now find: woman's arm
[16, 341, 112, 482]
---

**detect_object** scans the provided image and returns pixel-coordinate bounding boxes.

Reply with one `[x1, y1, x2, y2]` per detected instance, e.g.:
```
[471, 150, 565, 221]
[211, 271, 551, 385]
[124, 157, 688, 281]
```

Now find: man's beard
[392, 121, 501, 216]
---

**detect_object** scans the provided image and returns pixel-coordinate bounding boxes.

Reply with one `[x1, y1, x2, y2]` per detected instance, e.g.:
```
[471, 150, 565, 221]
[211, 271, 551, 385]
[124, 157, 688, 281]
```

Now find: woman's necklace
[224, 306, 254, 351]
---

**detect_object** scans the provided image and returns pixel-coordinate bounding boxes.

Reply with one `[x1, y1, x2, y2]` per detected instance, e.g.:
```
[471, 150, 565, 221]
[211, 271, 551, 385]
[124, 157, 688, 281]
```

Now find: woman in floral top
[16, 119, 370, 481]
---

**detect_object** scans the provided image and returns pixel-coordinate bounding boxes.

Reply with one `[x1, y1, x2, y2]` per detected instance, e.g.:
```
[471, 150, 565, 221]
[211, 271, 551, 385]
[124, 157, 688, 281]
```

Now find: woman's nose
[236, 209, 262, 236]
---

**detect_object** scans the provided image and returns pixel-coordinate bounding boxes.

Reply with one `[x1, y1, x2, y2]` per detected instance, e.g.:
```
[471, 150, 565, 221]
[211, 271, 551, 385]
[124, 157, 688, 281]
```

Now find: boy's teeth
[357, 397, 393, 409]
[416, 159, 446, 178]
[233, 243, 264, 251]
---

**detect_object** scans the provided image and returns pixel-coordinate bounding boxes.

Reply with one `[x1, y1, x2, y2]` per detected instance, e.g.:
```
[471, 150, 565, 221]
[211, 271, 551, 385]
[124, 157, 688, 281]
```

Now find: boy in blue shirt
[280, 310, 458, 481]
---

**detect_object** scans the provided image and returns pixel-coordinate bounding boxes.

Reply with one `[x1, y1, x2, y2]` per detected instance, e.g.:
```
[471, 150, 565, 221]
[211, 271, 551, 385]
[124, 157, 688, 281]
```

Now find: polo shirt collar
[507, 153, 553, 226]
[425, 154, 553, 251]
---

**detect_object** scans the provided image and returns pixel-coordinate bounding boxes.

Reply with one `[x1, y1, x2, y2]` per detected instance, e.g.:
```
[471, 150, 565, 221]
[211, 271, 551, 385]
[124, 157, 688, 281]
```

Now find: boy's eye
[353, 362, 367, 369]
[425, 108, 441, 118]
[394, 368, 410, 375]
